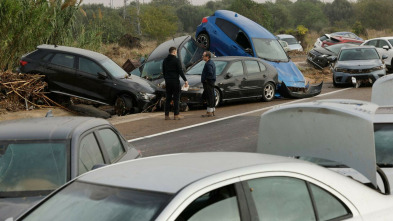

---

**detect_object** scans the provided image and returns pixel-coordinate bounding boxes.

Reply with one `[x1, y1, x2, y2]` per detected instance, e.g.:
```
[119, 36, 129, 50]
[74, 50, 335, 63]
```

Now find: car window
[78, 133, 104, 175]
[79, 57, 105, 75]
[176, 184, 240, 221]
[180, 47, 192, 68]
[186, 60, 228, 76]
[245, 60, 260, 74]
[42, 53, 54, 61]
[365, 40, 378, 47]
[389, 39, 393, 47]
[374, 123, 393, 165]
[258, 62, 266, 71]
[378, 40, 389, 48]
[142, 59, 164, 80]
[0, 142, 67, 195]
[226, 61, 243, 77]
[97, 128, 125, 163]
[282, 37, 298, 45]
[23, 181, 172, 221]
[247, 177, 315, 220]
[310, 183, 351, 220]
[51, 53, 75, 68]
[235, 30, 251, 50]
[184, 40, 197, 55]
[101, 58, 129, 78]
[319, 35, 328, 41]
[253, 38, 288, 61]
[215, 18, 238, 40]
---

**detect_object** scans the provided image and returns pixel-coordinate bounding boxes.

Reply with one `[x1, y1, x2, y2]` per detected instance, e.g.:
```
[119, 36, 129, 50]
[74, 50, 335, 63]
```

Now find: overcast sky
[82, 0, 337, 7]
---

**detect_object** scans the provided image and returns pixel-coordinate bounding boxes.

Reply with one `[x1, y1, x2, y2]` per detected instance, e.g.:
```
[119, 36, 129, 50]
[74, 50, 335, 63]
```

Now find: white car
[257, 98, 393, 193]
[314, 34, 331, 48]
[277, 34, 303, 51]
[14, 151, 393, 221]
[362, 37, 393, 72]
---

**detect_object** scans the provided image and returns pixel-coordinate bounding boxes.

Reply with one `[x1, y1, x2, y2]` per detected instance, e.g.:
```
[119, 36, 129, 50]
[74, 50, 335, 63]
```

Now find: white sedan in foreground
[15, 152, 393, 221]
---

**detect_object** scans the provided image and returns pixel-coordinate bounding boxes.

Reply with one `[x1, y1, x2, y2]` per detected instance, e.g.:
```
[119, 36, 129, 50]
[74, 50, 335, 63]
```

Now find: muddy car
[131, 35, 204, 85]
[307, 43, 357, 69]
[195, 10, 322, 98]
[0, 115, 141, 220]
[19, 44, 158, 115]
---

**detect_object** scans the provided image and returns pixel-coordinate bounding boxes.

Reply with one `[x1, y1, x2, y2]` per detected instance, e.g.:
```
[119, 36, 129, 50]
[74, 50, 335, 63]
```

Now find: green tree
[265, 1, 293, 32]
[290, 0, 328, 32]
[140, 5, 179, 41]
[228, 0, 273, 31]
[354, 0, 393, 30]
[176, 5, 212, 33]
[324, 0, 354, 27]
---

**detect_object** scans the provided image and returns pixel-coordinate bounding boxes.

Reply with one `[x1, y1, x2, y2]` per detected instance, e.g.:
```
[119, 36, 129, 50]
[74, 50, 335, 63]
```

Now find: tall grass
[0, 0, 102, 71]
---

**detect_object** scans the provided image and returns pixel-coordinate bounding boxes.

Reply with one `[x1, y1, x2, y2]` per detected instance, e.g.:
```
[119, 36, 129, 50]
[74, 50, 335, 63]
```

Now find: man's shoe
[165, 115, 171, 120]
[174, 115, 183, 120]
[202, 112, 214, 117]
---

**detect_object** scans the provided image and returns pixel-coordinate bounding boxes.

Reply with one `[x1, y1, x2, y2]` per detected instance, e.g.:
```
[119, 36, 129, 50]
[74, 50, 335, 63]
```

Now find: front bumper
[333, 69, 386, 85]
[279, 81, 323, 99]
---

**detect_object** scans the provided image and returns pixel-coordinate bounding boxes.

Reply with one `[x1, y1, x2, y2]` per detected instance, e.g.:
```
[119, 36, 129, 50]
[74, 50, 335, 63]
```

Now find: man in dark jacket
[201, 51, 216, 117]
[162, 47, 188, 120]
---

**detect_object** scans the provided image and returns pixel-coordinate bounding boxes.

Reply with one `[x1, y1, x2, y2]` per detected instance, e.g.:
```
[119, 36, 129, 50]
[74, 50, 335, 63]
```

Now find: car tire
[214, 87, 221, 107]
[262, 82, 275, 102]
[115, 95, 133, 116]
[197, 33, 210, 49]
[332, 73, 338, 87]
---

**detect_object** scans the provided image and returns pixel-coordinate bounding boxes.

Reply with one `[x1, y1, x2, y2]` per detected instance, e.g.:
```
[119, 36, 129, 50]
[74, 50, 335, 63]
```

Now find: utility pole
[123, 0, 128, 19]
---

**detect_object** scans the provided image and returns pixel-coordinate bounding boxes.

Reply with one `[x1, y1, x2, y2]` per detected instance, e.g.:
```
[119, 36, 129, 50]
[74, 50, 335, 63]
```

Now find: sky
[82, 0, 337, 8]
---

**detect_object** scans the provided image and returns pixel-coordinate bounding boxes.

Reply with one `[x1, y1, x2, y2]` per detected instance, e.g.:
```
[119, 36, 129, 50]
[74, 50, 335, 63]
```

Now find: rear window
[51, 53, 75, 68]
[0, 142, 67, 197]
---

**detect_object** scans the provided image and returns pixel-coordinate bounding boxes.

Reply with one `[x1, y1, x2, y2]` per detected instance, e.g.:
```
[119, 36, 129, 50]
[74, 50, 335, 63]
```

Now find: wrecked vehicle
[276, 34, 303, 52]
[0, 115, 141, 220]
[331, 31, 364, 41]
[160, 56, 278, 107]
[257, 98, 393, 194]
[362, 37, 393, 72]
[195, 10, 322, 98]
[314, 33, 363, 48]
[330, 46, 387, 87]
[19, 44, 158, 115]
[307, 43, 357, 69]
[130, 35, 204, 85]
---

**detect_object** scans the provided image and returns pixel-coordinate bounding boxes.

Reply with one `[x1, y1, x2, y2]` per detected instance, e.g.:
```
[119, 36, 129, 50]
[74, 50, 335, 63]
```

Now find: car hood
[119, 75, 158, 93]
[257, 99, 379, 188]
[264, 60, 306, 88]
[0, 196, 43, 220]
[336, 59, 382, 69]
[313, 47, 335, 56]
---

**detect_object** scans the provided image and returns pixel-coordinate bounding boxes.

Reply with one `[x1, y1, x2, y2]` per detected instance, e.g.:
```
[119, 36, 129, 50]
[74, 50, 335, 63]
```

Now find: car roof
[277, 34, 296, 39]
[37, 44, 108, 62]
[0, 116, 110, 141]
[340, 45, 376, 50]
[78, 152, 313, 194]
[366, 37, 393, 41]
[214, 10, 275, 39]
[211, 56, 263, 62]
[147, 36, 191, 62]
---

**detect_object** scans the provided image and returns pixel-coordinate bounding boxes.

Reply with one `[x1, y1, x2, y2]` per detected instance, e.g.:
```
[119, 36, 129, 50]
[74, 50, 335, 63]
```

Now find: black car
[307, 43, 357, 69]
[161, 56, 278, 107]
[131, 35, 204, 85]
[19, 44, 158, 115]
[0, 115, 141, 220]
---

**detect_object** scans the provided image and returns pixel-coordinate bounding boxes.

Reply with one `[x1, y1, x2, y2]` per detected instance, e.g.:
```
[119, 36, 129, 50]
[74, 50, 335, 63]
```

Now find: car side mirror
[225, 73, 233, 79]
[98, 71, 108, 79]
[244, 48, 253, 55]
[327, 56, 337, 62]
[382, 55, 388, 60]
[383, 46, 390, 50]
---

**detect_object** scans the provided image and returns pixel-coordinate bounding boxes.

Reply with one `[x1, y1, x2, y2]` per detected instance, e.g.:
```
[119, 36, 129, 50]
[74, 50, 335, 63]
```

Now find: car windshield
[282, 37, 298, 45]
[252, 38, 288, 62]
[388, 39, 393, 46]
[101, 58, 129, 78]
[325, 44, 351, 54]
[186, 60, 228, 75]
[0, 142, 67, 197]
[141, 59, 164, 80]
[338, 48, 379, 61]
[23, 181, 172, 221]
[374, 123, 393, 167]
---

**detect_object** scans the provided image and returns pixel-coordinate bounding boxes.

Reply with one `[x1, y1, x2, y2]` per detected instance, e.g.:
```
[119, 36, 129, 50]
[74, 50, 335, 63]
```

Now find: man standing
[162, 47, 188, 120]
[201, 51, 216, 117]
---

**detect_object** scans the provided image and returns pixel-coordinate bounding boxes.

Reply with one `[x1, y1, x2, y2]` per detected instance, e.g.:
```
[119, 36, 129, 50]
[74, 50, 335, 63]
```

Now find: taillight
[202, 17, 208, 23]
[20, 60, 28, 66]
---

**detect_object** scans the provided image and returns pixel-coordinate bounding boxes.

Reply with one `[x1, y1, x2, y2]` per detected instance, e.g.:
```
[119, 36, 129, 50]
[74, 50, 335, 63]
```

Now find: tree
[290, 0, 328, 32]
[228, 0, 273, 31]
[324, 0, 354, 26]
[140, 5, 179, 41]
[354, 0, 393, 30]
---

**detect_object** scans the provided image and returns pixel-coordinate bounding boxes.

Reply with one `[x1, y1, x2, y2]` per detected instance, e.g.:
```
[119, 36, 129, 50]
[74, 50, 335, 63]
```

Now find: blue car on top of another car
[195, 10, 322, 98]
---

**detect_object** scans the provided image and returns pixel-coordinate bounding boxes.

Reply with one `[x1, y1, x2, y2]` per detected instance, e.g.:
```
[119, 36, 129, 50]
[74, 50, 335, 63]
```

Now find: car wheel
[262, 82, 275, 102]
[115, 95, 133, 116]
[197, 33, 210, 49]
[214, 88, 221, 107]
[332, 74, 338, 87]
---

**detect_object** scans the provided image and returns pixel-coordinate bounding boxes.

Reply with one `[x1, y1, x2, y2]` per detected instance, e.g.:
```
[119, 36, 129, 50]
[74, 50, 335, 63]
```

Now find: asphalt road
[111, 81, 372, 157]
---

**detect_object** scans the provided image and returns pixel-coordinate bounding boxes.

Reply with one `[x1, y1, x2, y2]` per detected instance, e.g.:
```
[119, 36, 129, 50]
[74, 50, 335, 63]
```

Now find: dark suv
[19, 45, 159, 115]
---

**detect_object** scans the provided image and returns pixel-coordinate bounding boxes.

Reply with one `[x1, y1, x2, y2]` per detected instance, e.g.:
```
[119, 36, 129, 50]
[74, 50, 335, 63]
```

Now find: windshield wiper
[260, 57, 285, 63]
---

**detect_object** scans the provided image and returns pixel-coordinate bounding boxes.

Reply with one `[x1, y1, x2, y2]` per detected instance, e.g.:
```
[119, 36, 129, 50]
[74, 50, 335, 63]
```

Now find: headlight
[371, 65, 385, 71]
[139, 92, 156, 100]
[334, 67, 345, 72]
[188, 86, 202, 91]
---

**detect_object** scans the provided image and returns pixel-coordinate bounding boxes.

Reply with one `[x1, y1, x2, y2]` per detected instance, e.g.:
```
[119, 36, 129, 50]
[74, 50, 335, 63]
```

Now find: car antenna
[45, 110, 54, 117]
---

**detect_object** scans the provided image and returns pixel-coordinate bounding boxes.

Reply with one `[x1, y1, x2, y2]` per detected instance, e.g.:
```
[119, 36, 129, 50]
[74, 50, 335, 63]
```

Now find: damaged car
[307, 43, 357, 69]
[362, 37, 393, 72]
[19, 44, 158, 115]
[131, 35, 204, 85]
[0, 115, 141, 220]
[330, 46, 387, 87]
[314, 33, 363, 48]
[195, 10, 322, 98]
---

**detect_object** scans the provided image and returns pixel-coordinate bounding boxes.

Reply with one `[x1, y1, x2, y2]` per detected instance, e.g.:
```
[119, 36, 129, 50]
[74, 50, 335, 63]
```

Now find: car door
[220, 61, 247, 99]
[179, 39, 204, 70]
[243, 60, 265, 97]
[45, 53, 77, 93]
[74, 56, 114, 103]
[77, 132, 105, 176]
[377, 40, 393, 66]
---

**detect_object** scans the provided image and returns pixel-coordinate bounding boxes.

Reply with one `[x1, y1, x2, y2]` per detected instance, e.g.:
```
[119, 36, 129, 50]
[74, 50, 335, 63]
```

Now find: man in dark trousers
[201, 51, 216, 117]
[162, 47, 188, 120]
